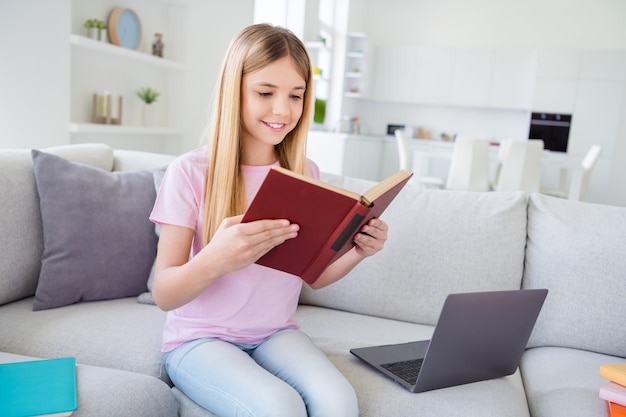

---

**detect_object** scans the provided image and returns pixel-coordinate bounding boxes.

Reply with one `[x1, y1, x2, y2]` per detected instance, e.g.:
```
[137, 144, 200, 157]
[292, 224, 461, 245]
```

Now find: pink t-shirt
[150, 147, 321, 352]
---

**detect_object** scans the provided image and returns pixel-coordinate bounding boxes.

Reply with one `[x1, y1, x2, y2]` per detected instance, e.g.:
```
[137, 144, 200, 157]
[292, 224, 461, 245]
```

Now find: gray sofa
[0, 143, 624, 417]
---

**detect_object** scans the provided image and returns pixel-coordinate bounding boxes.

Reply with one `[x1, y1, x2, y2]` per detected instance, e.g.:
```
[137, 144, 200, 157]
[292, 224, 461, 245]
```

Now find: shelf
[344, 92, 362, 98]
[305, 41, 330, 51]
[345, 72, 363, 78]
[70, 35, 185, 71]
[69, 123, 183, 136]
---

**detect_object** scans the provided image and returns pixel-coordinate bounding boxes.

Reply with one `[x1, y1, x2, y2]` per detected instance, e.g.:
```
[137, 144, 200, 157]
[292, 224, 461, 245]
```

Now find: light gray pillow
[300, 172, 528, 325]
[523, 193, 626, 357]
[31, 150, 158, 310]
[137, 167, 167, 305]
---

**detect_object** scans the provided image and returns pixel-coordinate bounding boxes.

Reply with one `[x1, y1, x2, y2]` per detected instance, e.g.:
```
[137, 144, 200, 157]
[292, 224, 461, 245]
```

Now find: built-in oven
[528, 112, 572, 153]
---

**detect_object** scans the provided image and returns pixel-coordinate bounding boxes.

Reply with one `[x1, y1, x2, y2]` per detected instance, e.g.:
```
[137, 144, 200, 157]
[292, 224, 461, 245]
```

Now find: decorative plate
[108, 7, 142, 50]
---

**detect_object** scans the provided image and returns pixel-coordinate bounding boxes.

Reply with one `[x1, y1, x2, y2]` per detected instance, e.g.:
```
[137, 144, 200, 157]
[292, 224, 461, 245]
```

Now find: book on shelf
[601, 363, 626, 387]
[606, 400, 626, 417]
[601, 382, 626, 407]
[242, 167, 413, 284]
[0, 357, 77, 417]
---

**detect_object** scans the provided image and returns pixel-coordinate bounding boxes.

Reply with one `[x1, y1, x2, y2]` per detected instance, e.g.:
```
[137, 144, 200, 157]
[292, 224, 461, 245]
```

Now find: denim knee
[306, 373, 359, 417]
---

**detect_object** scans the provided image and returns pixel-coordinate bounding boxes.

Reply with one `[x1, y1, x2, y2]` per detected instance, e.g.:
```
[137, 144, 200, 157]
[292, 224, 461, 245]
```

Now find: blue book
[0, 357, 77, 417]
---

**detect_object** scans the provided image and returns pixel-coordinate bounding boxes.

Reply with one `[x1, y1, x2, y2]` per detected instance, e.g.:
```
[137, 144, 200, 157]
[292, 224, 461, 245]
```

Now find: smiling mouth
[263, 121, 286, 130]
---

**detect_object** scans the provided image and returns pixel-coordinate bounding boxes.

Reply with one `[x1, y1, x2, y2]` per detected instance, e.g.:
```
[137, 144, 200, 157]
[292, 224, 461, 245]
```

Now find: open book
[242, 167, 413, 284]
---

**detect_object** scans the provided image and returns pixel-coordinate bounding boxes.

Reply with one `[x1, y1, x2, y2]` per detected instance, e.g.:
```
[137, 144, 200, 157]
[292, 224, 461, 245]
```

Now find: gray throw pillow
[137, 167, 167, 305]
[31, 150, 158, 310]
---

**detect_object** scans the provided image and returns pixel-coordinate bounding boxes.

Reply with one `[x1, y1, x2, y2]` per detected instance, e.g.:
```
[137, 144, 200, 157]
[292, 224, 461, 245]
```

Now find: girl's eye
[290, 95, 303, 101]
[258, 92, 272, 97]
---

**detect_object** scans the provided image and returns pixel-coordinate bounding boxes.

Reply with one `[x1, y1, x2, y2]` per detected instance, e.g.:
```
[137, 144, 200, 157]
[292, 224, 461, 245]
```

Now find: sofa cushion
[300, 174, 529, 326]
[295, 305, 532, 417]
[520, 347, 621, 417]
[0, 144, 115, 307]
[0, 351, 177, 417]
[31, 150, 158, 310]
[523, 193, 626, 357]
[138, 167, 167, 305]
[0, 297, 168, 383]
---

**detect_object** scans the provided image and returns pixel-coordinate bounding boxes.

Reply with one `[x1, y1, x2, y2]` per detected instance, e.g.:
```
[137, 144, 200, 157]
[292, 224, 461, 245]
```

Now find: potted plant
[137, 87, 160, 126]
[137, 87, 160, 104]
[96, 20, 107, 42]
[84, 19, 107, 41]
[84, 19, 99, 39]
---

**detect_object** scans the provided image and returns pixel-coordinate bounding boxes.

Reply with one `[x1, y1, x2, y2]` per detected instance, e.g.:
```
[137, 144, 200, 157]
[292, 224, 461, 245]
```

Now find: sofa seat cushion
[0, 297, 169, 384]
[294, 305, 532, 417]
[523, 194, 626, 357]
[0, 352, 177, 417]
[520, 347, 623, 417]
[171, 305, 532, 417]
[301, 174, 529, 326]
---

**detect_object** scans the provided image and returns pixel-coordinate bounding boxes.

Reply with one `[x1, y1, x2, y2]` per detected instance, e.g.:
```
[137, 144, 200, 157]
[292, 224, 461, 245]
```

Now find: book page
[362, 170, 412, 205]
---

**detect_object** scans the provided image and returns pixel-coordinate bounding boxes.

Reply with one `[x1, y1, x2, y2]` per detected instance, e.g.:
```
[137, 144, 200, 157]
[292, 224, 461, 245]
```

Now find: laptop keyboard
[380, 358, 424, 385]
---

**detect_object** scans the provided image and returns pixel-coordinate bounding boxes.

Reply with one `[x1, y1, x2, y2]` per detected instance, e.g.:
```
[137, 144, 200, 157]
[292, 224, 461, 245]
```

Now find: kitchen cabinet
[531, 49, 581, 113]
[371, 46, 415, 103]
[306, 131, 383, 181]
[412, 48, 455, 105]
[372, 46, 535, 110]
[450, 49, 492, 107]
[489, 49, 536, 110]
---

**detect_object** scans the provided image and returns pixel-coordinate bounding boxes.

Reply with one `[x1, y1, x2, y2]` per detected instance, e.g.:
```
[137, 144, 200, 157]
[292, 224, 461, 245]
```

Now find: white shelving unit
[343, 33, 368, 98]
[69, 2, 188, 153]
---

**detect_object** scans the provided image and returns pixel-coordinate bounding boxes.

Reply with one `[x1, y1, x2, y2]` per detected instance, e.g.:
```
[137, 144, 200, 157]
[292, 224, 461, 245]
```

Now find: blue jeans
[163, 329, 358, 417]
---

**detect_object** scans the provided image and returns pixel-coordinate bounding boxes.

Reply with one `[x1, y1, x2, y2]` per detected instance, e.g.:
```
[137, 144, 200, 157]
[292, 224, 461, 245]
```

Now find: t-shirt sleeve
[306, 158, 321, 180]
[150, 159, 202, 231]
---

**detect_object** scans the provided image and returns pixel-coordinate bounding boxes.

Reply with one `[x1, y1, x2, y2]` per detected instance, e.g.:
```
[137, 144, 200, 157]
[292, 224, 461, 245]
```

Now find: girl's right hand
[205, 215, 299, 274]
[152, 216, 299, 311]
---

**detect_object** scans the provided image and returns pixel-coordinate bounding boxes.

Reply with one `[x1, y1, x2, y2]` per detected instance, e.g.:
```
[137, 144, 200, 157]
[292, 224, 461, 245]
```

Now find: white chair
[445, 136, 491, 191]
[541, 145, 602, 201]
[417, 136, 491, 191]
[394, 129, 412, 172]
[493, 139, 544, 193]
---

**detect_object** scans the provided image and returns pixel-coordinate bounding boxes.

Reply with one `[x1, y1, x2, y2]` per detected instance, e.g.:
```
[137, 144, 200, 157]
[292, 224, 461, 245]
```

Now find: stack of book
[600, 363, 626, 417]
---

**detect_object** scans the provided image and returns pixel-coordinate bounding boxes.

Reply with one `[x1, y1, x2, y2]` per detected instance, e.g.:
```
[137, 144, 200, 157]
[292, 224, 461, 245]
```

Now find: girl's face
[240, 56, 306, 165]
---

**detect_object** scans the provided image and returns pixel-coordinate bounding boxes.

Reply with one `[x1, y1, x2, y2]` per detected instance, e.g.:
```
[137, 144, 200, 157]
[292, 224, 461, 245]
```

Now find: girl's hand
[353, 218, 388, 257]
[204, 215, 299, 274]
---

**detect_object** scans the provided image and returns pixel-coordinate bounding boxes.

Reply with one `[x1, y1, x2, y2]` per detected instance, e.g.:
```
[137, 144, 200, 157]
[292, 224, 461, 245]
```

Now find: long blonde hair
[202, 24, 313, 246]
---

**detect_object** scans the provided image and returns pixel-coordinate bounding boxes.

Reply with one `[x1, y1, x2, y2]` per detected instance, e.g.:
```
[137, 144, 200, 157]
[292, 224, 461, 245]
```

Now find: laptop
[350, 289, 548, 393]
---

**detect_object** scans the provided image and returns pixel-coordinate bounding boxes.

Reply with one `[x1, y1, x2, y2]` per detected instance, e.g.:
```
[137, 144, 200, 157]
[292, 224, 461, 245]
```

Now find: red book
[242, 167, 412, 284]
[606, 401, 626, 417]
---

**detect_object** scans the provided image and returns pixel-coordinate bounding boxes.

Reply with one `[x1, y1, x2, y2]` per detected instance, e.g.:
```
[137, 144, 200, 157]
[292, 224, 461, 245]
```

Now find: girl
[150, 23, 389, 417]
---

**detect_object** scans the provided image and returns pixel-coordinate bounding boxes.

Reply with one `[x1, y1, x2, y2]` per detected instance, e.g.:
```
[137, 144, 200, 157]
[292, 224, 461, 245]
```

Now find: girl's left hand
[353, 218, 388, 257]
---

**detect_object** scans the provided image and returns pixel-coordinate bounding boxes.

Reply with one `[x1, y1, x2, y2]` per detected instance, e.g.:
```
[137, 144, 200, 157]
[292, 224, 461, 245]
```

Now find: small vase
[142, 104, 154, 126]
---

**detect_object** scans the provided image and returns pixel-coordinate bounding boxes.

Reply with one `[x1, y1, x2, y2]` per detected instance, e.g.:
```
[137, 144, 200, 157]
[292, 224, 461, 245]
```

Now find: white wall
[0, 0, 254, 154]
[352, 0, 626, 49]
[0, 0, 71, 149]
[182, 0, 254, 152]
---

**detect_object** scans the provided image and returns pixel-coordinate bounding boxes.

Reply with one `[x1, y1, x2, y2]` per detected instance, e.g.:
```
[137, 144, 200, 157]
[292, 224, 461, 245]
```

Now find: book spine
[600, 383, 626, 407]
[300, 202, 370, 284]
[601, 365, 626, 387]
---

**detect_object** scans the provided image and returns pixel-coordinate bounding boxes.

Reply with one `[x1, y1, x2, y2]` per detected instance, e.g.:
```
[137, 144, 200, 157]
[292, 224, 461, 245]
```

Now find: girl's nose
[272, 96, 290, 116]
